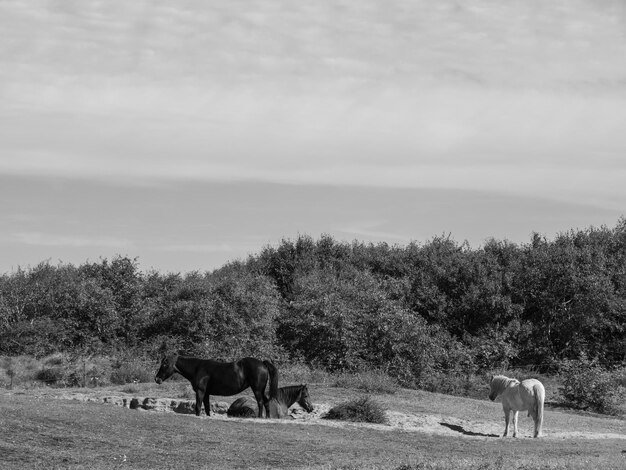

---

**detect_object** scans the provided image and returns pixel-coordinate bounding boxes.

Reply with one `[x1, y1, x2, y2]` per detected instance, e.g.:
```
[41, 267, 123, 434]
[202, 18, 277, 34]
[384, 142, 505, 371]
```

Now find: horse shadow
[439, 422, 499, 438]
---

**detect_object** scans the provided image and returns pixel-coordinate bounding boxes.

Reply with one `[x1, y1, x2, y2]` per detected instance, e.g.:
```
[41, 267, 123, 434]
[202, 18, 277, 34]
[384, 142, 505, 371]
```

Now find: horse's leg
[512, 410, 519, 438]
[502, 407, 510, 437]
[252, 388, 266, 418]
[535, 419, 542, 438]
[203, 394, 212, 417]
[195, 388, 206, 416]
[530, 410, 538, 438]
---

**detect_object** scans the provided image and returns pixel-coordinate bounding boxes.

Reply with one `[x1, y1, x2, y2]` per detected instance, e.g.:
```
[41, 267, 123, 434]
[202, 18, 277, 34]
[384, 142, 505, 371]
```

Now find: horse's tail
[534, 381, 545, 438]
[263, 360, 278, 399]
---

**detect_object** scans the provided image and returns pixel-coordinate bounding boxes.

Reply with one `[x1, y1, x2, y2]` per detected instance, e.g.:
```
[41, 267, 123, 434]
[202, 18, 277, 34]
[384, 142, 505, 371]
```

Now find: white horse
[489, 375, 545, 438]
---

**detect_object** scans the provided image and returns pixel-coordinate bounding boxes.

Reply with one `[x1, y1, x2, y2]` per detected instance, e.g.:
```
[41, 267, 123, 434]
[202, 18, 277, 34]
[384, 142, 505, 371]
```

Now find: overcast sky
[1, 0, 625, 274]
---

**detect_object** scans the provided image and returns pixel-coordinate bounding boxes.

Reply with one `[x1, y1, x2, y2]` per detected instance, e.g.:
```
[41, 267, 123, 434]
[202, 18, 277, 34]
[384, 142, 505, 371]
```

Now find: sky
[1, 0, 625, 274]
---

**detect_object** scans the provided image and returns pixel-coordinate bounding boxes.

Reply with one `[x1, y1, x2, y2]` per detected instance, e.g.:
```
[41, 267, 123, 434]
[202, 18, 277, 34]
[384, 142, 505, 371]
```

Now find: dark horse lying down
[155, 353, 277, 417]
[227, 361, 313, 418]
[227, 384, 314, 418]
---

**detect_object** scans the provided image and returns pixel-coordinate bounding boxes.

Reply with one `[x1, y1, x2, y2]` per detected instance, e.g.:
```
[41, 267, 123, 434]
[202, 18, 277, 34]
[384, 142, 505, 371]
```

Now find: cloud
[152, 243, 244, 254]
[1, 0, 625, 210]
[9, 232, 133, 249]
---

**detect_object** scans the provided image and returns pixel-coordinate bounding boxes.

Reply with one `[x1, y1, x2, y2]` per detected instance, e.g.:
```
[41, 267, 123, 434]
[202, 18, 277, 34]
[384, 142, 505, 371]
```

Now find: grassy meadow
[1, 378, 624, 470]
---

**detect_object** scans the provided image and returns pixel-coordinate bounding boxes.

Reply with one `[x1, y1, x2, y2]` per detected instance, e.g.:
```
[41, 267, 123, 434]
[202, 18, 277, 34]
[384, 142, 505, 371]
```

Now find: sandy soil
[18, 388, 624, 442]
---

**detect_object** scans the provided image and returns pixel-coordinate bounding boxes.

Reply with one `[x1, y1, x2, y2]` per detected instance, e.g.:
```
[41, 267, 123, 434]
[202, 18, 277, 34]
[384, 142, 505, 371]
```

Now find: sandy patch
[42, 392, 625, 441]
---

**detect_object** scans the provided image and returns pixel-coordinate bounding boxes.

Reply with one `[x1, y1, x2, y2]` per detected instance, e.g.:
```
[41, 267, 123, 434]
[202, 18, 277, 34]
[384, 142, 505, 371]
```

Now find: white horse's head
[489, 375, 498, 401]
[489, 375, 510, 401]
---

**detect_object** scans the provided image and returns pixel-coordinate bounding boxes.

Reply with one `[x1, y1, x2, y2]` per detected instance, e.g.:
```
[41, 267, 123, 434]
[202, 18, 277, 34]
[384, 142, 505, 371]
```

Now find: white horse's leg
[512, 411, 519, 438]
[535, 418, 543, 437]
[503, 407, 510, 437]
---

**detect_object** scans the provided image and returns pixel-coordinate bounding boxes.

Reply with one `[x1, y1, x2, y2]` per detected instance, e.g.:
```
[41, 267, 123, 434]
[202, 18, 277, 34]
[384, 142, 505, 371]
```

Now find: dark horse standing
[155, 353, 277, 417]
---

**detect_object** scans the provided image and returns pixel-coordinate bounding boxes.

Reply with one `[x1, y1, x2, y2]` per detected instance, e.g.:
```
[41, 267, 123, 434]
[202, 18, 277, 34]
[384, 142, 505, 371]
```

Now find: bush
[333, 369, 399, 394]
[560, 359, 626, 415]
[323, 396, 388, 424]
[121, 385, 140, 394]
[35, 366, 64, 385]
[42, 353, 65, 367]
[278, 362, 331, 384]
[0, 356, 41, 387]
[64, 364, 109, 388]
[110, 361, 154, 385]
[418, 370, 477, 397]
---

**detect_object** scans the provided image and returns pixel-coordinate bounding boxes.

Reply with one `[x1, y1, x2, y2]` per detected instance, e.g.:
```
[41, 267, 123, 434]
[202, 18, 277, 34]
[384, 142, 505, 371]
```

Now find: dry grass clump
[323, 395, 388, 424]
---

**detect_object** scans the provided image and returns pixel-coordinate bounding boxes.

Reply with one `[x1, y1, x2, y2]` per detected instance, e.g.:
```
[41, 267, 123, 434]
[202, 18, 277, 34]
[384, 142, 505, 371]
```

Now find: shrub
[35, 366, 64, 385]
[323, 396, 388, 424]
[42, 353, 65, 367]
[418, 370, 477, 397]
[121, 385, 140, 394]
[277, 362, 331, 384]
[0, 355, 41, 387]
[64, 370, 84, 388]
[110, 361, 153, 385]
[64, 364, 109, 388]
[333, 369, 399, 394]
[560, 359, 626, 415]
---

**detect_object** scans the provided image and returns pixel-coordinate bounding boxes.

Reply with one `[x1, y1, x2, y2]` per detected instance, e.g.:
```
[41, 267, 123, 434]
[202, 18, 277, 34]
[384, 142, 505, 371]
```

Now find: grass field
[1, 382, 625, 469]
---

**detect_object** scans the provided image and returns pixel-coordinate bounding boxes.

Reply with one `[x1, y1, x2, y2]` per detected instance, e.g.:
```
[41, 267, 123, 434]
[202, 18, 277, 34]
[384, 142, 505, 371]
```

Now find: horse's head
[297, 384, 314, 413]
[489, 375, 507, 401]
[488, 375, 496, 401]
[155, 353, 179, 384]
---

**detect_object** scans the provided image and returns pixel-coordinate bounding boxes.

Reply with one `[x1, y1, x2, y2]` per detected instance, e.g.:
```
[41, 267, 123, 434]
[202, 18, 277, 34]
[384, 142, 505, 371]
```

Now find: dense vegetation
[1, 219, 625, 404]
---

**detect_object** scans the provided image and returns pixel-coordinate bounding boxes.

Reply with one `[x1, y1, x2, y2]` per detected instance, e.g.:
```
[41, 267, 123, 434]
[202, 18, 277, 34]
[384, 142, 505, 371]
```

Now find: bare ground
[10, 383, 624, 442]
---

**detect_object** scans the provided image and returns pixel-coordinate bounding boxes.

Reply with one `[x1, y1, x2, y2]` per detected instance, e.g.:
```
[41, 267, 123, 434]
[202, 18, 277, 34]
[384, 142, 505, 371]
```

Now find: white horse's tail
[534, 382, 545, 438]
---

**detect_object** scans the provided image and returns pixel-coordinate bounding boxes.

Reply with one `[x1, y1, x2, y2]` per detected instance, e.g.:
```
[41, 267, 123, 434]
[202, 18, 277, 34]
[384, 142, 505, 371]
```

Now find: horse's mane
[277, 385, 304, 400]
[491, 375, 520, 393]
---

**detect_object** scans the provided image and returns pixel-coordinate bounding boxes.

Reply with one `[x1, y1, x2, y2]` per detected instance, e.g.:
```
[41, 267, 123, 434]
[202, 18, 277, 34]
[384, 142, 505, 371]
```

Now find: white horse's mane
[491, 375, 520, 393]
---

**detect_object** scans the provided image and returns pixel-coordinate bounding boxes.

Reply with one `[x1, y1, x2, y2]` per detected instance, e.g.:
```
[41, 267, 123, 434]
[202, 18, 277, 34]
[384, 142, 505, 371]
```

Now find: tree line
[1, 218, 625, 389]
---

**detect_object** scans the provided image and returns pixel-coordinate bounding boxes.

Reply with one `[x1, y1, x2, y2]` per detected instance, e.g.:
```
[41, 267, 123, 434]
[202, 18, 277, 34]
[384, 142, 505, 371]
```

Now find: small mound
[322, 396, 388, 425]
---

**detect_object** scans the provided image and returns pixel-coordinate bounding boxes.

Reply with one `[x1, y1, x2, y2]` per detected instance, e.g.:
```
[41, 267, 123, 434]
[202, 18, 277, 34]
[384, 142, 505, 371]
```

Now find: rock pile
[97, 395, 229, 414]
